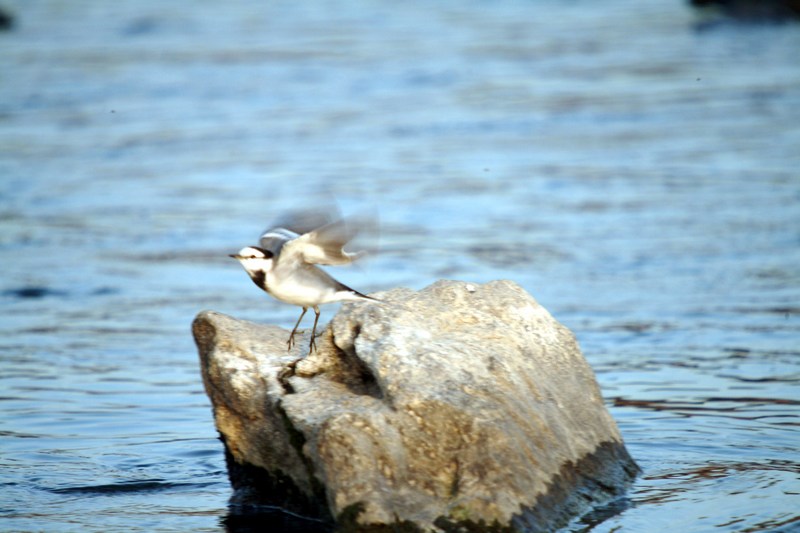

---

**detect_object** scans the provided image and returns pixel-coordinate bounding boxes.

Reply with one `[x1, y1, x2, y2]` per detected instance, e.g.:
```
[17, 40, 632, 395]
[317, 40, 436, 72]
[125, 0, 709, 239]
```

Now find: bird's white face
[230, 246, 274, 275]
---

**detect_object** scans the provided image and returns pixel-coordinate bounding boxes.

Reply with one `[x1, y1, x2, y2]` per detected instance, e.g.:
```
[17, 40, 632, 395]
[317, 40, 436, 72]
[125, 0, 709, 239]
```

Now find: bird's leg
[308, 306, 321, 354]
[288, 307, 308, 351]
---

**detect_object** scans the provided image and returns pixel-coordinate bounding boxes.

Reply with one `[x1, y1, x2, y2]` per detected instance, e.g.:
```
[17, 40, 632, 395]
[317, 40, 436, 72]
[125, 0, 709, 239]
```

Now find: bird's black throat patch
[250, 269, 267, 291]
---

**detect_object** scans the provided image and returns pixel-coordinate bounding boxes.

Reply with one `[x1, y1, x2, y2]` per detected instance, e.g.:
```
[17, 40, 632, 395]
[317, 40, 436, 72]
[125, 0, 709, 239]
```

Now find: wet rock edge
[220, 437, 639, 532]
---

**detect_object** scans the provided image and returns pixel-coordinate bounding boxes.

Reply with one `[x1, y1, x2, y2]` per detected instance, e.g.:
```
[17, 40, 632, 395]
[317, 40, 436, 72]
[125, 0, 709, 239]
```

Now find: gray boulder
[193, 280, 639, 531]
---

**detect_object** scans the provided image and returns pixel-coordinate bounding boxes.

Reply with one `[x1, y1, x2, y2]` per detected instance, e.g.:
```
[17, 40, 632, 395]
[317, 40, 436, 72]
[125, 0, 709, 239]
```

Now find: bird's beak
[229, 254, 240, 259]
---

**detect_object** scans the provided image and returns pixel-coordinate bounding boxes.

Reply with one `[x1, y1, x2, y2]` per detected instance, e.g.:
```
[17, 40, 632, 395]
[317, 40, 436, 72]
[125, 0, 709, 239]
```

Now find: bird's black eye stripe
[252, 247, 274, 259]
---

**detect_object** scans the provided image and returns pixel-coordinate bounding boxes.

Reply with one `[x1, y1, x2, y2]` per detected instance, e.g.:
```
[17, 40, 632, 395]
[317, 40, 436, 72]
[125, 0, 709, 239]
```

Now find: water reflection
[223, 509, 332, 533]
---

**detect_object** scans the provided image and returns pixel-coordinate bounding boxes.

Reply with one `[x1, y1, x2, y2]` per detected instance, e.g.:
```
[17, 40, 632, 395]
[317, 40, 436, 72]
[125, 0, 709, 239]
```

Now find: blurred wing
[268, 206, 339, 236]
[281, 217, 366, 266]
[259, 228, 298, 256]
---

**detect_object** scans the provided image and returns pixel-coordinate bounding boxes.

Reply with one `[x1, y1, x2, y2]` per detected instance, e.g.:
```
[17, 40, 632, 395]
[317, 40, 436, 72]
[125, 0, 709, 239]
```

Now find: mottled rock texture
[193, 280, 639, 531]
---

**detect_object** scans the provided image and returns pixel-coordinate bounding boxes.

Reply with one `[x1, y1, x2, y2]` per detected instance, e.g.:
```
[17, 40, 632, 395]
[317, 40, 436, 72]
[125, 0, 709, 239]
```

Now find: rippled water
[2, 1, 799, 531]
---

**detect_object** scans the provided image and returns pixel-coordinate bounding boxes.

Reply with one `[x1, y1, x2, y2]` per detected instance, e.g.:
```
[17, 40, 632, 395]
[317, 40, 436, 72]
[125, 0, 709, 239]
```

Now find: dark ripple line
[718, 374, 800, 384]
[2, 287, 68, 299]
[49, 479, 213, 495]
[613, 396, 800, 412]
[705, 396, 800, 406]
[644, 459, 800, 481]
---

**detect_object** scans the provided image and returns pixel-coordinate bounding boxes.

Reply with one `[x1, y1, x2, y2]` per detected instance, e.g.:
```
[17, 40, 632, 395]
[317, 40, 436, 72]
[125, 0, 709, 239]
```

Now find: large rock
[193, 280, 639, 531]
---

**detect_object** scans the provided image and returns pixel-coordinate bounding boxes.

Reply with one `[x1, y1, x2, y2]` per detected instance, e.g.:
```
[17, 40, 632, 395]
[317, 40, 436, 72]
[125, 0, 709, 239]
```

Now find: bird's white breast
[266, 266, 339, 307]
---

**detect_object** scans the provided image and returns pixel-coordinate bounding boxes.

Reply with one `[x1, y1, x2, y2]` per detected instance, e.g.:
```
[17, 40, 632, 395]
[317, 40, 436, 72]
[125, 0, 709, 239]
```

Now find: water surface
[1, 1, 799, 531]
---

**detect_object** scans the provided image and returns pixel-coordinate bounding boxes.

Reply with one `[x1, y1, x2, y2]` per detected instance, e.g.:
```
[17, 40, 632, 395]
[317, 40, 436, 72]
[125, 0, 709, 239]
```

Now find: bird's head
[229, 246, 274, 275]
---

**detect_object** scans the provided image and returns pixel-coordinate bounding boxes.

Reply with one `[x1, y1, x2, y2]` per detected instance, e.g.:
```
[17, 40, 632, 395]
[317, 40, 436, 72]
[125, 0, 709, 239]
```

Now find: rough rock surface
[193, 280, 639, 531]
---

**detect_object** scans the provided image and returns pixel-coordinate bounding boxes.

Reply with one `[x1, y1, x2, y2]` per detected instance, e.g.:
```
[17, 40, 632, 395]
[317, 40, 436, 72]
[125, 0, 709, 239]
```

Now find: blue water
[2, 1, 799, 531]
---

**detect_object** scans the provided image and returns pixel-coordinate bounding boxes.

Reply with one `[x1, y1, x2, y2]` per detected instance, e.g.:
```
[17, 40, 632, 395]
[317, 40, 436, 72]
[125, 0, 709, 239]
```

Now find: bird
[230, 213, 380, 355]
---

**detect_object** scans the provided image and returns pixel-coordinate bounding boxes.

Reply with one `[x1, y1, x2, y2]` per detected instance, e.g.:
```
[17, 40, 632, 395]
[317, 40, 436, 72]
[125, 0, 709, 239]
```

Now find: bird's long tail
[338, 288, 415, 312]
[340, 288, 383, 304]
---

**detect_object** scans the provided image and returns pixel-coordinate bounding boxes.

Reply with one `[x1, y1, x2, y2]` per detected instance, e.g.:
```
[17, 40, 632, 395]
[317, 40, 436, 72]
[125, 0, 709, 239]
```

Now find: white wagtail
[230, 213, 380, 354]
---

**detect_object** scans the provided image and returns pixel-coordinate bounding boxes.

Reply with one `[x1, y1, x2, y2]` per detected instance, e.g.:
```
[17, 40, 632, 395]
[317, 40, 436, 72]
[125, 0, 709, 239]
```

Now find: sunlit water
[1, 1, 799, 531]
